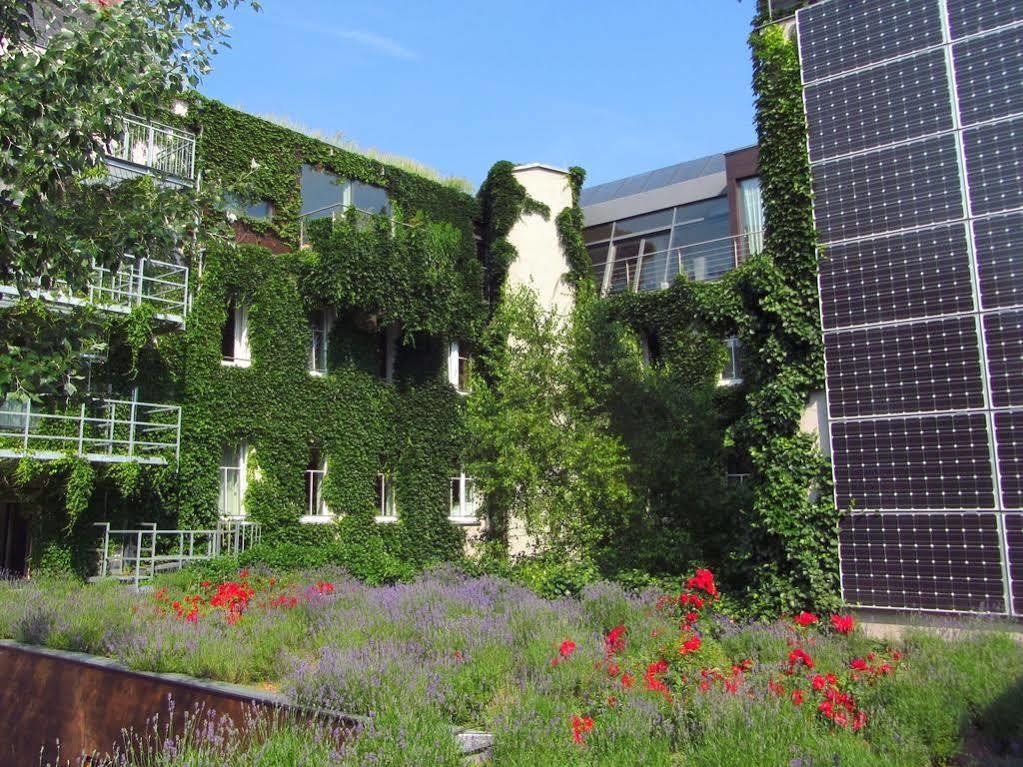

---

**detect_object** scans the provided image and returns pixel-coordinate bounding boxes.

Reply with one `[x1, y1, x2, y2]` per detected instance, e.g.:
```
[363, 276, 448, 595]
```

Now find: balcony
[0, 397, 181, 465]
[102, 114, 196, 187]
[594, 230, 763, 295]
[0, 255, 190, 325]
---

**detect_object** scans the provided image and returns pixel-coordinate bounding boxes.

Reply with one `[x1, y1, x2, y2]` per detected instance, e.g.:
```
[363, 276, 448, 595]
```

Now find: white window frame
[309, 308, 334, 376]
[218, 441, 248, 519]
[375, 472, 398, 523]
[447, 341, 470, 394]
[301, 453, 332, 524]
[719, 336, 743, 386]
[448, 472, 480, 525]
[222, 303, 251, 368]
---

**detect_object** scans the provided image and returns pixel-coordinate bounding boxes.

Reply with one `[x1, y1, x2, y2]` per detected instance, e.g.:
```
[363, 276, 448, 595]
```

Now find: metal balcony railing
[0, 396, 181, 465]
[298, 202, 416, 248]
[93, 519, 262, 587]
[0, 255, 189, 325]
[593, 230, 764, 295]
[103, 114, 196, 184]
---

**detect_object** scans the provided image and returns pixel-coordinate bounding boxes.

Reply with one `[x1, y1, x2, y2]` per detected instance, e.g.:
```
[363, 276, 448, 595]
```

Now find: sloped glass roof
[580, 153, 727, 207]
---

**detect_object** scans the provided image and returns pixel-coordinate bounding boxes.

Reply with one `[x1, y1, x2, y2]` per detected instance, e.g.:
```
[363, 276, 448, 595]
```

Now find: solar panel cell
[825, 317, 984, 418]
[995, 411, 1023, 508]
[947, 0, 1023, 39]
[953, 25, 1023, 127]
[819, 224, 974, 329]
[963, 118, 1023, 216]
[974, 212, 1023, 309]
[1006, 513, 1023, 614]
[983, 311, 1023, 407]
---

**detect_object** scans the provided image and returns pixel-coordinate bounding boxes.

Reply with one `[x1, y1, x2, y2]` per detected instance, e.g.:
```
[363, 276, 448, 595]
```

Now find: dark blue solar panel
[813, 134, 964, 243]
[986, 311, 1023, 407]
[839, 512, 1006, 612]
[1006, 513, 1023, 614]
[947, 0, 1023, 39]
[974, 212, 1023, 309]
[798, 0, 944, 84]
[825, 317, 984, 418]
[819, 224, 974, 329]
[832, 413, 995, 510]
[953, 25, 1023, 128]
[996, 412, 1023, 508]
[805, 50, 953, 162]
[964, 118, 1023, 216]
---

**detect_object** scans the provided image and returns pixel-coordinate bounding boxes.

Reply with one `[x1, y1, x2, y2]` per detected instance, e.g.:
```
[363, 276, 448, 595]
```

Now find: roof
[579, 153, 727, 207]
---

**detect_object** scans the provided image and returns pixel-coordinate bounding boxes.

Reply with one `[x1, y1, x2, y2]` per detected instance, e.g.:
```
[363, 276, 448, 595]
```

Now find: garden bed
[1, 566, 1021, 766]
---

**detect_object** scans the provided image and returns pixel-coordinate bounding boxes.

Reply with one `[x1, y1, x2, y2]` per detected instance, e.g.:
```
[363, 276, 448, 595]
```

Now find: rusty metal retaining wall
[0, 641, 361, 767]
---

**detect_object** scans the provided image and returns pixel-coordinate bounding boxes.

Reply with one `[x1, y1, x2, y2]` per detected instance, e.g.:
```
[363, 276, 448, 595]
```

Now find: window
[379, 324, 398, 383]
[720, 337, 743, 385]
[303, 448, 329, 521]
[738, 177, 765, 259]
[449, 473, 480, 523]
[0, 396, 29, 432]
[219, 442, 248, 518]
[640, 330, 662, 367]
[309, 309, 333, 375]
[221, 300, 251, 367]
[300, 164, 390, 219]
[448, 341, 471, 394]
[223, 193, 273, 221]
[375, 473, 397, 522]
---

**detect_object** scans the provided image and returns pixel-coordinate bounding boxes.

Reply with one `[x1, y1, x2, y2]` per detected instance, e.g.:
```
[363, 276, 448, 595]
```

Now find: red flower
[811, 674, 827, 691]
[678, 635, 702, 655]
[620, 673, 635, 689]
[605, 625, 627, 655]
[201, 581, 211, 589]
[787, 648, 814, 670]
[559, 640, 576, 657]
[830, 614, 855, 635]
[794, 611, 819, 627]
[685, 569, 717, 597]
[571, 715, 594, 745]
[849, 657, 868, 671]
[791, 689, 804, 706]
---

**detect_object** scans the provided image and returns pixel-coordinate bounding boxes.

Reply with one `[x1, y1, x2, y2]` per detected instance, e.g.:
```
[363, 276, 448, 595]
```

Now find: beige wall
[505, 164, 575, 317]
[800, 390, 832, 458]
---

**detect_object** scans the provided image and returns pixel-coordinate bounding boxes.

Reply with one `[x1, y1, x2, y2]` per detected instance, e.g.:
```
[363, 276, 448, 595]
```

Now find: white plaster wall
[505, 164, 575, 317]
[800, 390, 832, 458]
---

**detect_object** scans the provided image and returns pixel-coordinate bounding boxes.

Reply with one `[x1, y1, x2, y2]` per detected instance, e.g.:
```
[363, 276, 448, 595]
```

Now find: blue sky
[200, 1, 760, 189]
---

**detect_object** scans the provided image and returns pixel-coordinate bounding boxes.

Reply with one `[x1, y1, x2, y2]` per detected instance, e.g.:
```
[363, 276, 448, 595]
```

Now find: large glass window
[219, 442, 248, 518]
[351, 181, 391, 216]
[739, 177, 765, 258]
[223, 193, 272, 221]
[300, 165, 390, 220]
[672, 197, 733, 282]
[611, 209, 674, 239]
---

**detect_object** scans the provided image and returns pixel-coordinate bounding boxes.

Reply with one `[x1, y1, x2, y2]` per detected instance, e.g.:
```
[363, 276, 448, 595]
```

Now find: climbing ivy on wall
[595, 21, 840, 616]
[556, 166, 593, 287]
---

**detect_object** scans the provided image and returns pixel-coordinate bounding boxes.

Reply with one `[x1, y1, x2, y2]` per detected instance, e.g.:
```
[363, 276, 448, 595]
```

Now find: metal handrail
[103, 114, 196, 181]
[298, 202, 416, 248]
[0, 396, 181, 465]
[94, 520, 262, 587]
[593, 230, 764, 294]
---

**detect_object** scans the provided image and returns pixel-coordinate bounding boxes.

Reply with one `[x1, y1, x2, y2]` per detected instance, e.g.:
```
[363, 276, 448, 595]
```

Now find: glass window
[739, 177, 765, 258]
[0, 396, 29, 432]
[219, 442, 248, 518]
[448, 341, 471, 394]
[611, 209, 674, 239]
[309, 309, 332, 375]
[306, 448, 327, 517]
[376, 473, 397, 521]
[351, 181, 390, 216]
[449, 473, 479, 521]
[721, 337, 743, 384]
[607, 237, 642, 293]
[671, 196, 731, 248]
[223, 193, 272, 220]
[221, 301, 250, 366]
[583, 222, 614, 244]
[300, 164, 343, 218]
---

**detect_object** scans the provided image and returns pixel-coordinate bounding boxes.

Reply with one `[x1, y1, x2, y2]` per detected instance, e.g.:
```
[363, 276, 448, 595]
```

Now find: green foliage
[466, 286, 634, 554]
[476, 161, 550, 301]
[556, 166, 593, 286]
[0, 0, 257, 396]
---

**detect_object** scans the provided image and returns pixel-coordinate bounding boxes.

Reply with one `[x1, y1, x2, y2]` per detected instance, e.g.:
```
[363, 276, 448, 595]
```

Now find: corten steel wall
[0, 641, 360, 767]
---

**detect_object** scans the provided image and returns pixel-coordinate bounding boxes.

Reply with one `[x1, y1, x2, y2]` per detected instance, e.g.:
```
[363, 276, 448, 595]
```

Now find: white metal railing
[0, 396, 181, 465]
[103, 114, 196, 182]
[726, 473, 752, 485]
[93, 519, 262, 587]
[593, 230, 764, 295]
[0, 254, 189, 325]
[306, 469, 326, 517]
[298, 202, 416, 248]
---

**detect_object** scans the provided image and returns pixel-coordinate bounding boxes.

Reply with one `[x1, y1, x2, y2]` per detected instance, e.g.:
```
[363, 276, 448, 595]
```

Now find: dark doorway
[0, 502, 28, 576]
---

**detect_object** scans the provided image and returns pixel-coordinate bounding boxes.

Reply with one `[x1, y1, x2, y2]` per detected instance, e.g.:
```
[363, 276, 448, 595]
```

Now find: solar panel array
[797, 0, 1023, 615]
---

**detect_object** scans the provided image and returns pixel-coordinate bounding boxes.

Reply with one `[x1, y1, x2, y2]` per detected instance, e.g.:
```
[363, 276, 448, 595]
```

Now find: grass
[3, 566, 1022, 766]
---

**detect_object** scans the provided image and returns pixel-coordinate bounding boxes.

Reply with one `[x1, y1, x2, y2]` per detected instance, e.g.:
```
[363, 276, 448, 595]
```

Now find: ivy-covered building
[0, 96, 579, 578]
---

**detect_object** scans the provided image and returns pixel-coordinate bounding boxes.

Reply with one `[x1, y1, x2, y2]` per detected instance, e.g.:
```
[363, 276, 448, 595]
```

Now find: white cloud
[276, 16, 418, 61]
